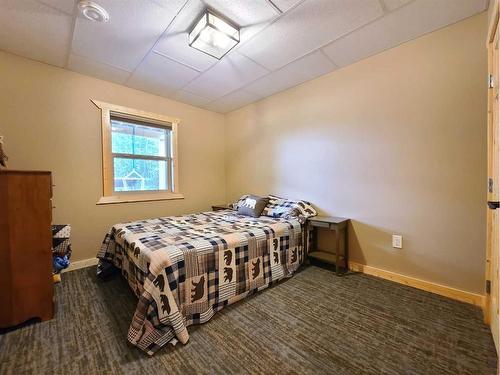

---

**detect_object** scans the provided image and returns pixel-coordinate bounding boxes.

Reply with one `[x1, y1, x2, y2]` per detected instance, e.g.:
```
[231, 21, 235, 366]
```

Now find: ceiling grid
[0, 0, 488, 113]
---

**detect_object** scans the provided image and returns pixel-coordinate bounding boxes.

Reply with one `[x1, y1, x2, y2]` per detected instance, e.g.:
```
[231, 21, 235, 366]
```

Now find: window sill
[97, 192, 184, 205]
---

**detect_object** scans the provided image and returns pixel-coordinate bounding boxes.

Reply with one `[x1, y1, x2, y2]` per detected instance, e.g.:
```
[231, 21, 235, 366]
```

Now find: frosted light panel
[188, 10, 239, 59]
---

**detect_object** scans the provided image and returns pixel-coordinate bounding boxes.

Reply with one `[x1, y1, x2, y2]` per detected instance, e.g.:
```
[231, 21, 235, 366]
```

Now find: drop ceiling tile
[36, 0, 76, 14]
[155, 0, 277, 71]
[322, 0, 488, 68]
[244, 50, 335, 98]
[381, 0, 412, 12]
[203, 90, 261, 113]
[237, 0, 384, 71]
[71, 0, 185, 71]
[154, 32, 218, 72]
[183, 52, 269, 99]
[269, 0, 304, 13]
[173, 90, 212, 107]
[149, 0, 186, 10]
[127, 52, 199, 97]
[0, 0, 73, 67]
[68, 54, 131, 84]
[204, 0, 277, 21]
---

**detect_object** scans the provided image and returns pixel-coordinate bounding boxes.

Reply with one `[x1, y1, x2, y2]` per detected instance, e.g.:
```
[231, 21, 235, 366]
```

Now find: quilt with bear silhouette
[97, 209, 306, 355]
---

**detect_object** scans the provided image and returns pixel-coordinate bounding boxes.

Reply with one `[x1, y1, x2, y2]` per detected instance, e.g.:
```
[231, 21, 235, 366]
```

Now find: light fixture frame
[188, 9, 240, 60]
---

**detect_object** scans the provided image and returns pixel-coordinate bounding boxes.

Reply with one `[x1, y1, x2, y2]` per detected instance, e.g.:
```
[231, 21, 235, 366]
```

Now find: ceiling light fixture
[78, 1, 110, 23]
[188, 9, 240, 59]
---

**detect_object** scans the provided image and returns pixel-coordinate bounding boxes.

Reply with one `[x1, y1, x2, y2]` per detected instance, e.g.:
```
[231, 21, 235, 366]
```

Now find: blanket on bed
[97, 210, 306, 355]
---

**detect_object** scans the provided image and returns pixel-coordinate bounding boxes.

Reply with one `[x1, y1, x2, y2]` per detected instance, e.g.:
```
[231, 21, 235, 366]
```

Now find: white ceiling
[0, 0, 488, 113]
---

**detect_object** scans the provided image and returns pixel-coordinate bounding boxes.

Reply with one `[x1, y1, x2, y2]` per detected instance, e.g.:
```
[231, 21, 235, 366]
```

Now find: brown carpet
[0, 265, 497, 374]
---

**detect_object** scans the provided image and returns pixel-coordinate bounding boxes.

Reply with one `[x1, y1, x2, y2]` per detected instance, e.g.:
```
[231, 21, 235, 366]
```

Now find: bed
[97, 207, 310, 355]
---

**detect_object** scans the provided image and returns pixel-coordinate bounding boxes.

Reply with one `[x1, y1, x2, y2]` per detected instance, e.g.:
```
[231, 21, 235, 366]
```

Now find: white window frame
[92, 100, 183, 205]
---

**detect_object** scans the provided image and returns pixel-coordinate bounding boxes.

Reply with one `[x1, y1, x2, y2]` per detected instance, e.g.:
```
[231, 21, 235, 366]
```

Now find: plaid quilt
[97, 210, 307, 355]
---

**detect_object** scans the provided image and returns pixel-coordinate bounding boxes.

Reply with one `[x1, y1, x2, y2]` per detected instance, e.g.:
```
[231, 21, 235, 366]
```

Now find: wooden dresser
[0, 170, 54, 328]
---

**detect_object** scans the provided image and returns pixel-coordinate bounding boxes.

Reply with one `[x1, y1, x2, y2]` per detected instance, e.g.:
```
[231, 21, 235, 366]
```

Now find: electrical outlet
[392, 235, 403, 249]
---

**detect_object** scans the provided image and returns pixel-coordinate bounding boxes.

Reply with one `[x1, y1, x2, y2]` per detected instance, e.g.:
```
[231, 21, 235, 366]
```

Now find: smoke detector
[78, 1, 109, 23]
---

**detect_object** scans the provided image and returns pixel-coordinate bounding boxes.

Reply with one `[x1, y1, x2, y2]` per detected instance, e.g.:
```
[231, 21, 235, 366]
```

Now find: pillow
[262, 195, 317, 223]
[237, 195, 269, 217]
[229, 194, 250, 210]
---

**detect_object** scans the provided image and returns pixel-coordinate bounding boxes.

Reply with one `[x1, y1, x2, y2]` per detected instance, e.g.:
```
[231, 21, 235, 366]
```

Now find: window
[111, 117, 171, 192]
[92, 100, 183, 204]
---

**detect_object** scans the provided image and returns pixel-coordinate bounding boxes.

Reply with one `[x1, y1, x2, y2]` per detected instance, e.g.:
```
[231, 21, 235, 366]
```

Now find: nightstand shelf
[212, 204, 230, 211]
[307, 216, 349, 276]
[308, 250, 345, 264]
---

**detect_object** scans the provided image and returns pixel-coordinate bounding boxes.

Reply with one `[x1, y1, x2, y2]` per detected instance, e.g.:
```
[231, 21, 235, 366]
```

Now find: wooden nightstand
[212, 204, 229, 211]
[307, 216, 349, 276]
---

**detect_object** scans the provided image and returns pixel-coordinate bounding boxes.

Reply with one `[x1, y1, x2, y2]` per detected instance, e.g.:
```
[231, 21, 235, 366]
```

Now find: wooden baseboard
[62, 258, 98, 273]
[348, 261, 486, 308]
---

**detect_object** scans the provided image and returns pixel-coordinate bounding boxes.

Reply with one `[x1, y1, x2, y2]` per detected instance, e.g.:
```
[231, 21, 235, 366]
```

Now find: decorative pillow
[229, 194, 250, 210]
[237, 195, 269, 217]
[262, 195, 317, 223]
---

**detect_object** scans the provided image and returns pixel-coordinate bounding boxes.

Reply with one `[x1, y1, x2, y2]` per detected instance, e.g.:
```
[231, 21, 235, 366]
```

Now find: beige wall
[0, 51, 226, 261]
[0, 13, 488, 294]
[225, 13, 488, 294]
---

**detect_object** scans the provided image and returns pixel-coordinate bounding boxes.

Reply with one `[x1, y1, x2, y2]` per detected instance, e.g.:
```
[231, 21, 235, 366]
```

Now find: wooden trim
[171, 122, 179, 193]
[91, 100, 182, 202]
[488, 0, 500, 46]
[91, 100, 181, 124]
[62, 258, 99, 273]
[485, 4, 500, 337]
[97, 192, 184, 205]
[349, 261, 486, 308]
[485, 22, 494, 326]
[101, 107, 113, 197]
